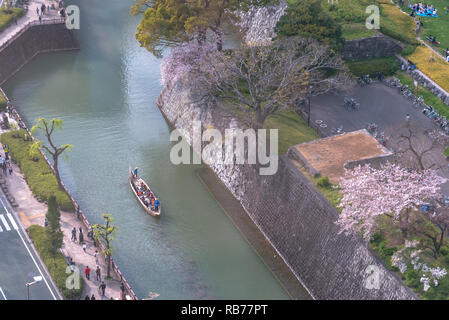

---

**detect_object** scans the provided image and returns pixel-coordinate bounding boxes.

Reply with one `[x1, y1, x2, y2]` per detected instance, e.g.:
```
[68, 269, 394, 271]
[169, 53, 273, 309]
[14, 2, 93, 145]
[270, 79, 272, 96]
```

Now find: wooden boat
[129, 167, 161, 217]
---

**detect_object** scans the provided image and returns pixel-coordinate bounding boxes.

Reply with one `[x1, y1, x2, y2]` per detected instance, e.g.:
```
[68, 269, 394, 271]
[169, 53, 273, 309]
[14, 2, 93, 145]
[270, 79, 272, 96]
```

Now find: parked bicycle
[331, 125, 344, 135]
[358, 74, 372, 86]
[343, 97, 360, 111]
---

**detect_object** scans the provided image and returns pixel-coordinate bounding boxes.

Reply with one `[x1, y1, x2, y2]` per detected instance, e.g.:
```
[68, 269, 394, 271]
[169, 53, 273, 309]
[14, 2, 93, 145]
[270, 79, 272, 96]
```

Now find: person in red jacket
[84, 266, 91, 280]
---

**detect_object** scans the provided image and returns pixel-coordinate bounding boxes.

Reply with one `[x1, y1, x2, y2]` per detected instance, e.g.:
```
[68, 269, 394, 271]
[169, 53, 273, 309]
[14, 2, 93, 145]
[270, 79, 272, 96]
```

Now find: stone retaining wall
[157, 78, 417, 300]
[343, 34, 404, 61]
[0, 20, 79, 86]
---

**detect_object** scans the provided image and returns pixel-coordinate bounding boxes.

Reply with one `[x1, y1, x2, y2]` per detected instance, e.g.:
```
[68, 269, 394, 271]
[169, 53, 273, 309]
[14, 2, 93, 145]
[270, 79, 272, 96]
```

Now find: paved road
[0, 192, 59, 300]
[309, 82, 434, 137]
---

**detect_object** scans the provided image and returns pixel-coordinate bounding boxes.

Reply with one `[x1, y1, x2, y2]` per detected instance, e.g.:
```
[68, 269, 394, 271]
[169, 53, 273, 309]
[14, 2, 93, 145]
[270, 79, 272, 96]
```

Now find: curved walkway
[0, 0, 61, 48]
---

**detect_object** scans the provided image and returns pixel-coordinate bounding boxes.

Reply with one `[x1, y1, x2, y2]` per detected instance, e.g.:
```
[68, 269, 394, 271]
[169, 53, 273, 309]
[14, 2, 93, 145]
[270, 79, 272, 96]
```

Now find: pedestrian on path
[82, 243, 87, 253]
[2, 162, 6, 176]
[71, 227, 77, 242]
[99, 281, 106, 296]
[95, 265, 101, 281]
[36, 7, 39, 16]
[7, 162, 12, 175]
[94, 250, 99, 265]
[4, 145, 9, 161]
[90, 294, 95, 300]
[79, 231, 84, 244]
[84, 266, 91, 280]
[84, 295, 90, 300]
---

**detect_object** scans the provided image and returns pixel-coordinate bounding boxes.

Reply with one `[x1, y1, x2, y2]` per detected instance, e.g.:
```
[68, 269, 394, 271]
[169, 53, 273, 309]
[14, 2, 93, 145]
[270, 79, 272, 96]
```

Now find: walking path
[0, 0, 62, 48]
[0, 114, 126, 300]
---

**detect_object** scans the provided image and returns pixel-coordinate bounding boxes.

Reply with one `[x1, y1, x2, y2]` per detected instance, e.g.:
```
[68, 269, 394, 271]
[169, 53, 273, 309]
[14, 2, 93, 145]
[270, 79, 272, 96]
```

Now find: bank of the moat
[157, 76, 417, 300]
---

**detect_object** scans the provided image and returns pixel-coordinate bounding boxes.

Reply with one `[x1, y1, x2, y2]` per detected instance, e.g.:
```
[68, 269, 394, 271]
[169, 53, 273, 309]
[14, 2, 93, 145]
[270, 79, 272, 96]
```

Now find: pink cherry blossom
[336, 163, 447, 239]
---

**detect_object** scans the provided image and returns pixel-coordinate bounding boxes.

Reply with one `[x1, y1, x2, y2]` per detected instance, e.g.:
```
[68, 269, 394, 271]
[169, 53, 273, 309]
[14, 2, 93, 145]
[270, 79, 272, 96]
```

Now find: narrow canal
[3, 0, 289, 299]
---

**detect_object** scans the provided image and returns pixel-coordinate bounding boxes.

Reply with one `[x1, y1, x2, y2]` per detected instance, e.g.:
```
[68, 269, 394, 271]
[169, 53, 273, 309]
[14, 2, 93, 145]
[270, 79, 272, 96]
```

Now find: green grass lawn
[322, 0, 419, 45]
[0, 6, 24, 33]
[341, 22, 379, 40]
[264, 111, 319, 155]
[395, 0, 449, 52]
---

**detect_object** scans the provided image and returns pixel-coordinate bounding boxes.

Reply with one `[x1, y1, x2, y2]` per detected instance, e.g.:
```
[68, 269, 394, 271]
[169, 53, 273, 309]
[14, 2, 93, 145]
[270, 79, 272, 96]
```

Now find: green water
[3, 0, 289, 299]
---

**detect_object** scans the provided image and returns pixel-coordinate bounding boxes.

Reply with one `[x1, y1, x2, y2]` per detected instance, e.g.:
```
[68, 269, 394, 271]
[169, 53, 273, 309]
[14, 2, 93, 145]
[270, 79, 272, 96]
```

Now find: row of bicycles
[383, 77, 449, 135]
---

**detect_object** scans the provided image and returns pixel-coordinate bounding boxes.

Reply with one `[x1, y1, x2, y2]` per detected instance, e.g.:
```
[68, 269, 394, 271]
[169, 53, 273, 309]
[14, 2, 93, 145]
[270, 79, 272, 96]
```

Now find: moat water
[3, 0, 289, 299]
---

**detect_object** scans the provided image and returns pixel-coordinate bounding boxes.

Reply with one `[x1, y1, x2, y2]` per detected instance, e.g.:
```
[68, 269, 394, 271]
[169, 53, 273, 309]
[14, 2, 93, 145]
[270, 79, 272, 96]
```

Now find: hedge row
[1, 130, 74, 211]
[28, 225, 84, 299]
[347, 56, 400, 77]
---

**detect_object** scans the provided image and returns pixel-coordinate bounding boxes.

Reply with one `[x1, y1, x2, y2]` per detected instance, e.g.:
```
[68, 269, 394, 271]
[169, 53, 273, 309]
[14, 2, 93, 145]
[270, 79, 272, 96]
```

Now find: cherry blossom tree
[336, 162, 447, 240]
[160, 41, 215, 88]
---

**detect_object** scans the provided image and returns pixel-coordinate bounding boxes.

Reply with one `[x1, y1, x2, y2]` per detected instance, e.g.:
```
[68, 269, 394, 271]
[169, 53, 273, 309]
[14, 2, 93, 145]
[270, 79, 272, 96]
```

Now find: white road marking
[7, 213, 18, 230]
[0, 224, 3, 232]
[0, 287, 6, 300]
[0, 215, 10, 231]
[0, 198, 57, 300]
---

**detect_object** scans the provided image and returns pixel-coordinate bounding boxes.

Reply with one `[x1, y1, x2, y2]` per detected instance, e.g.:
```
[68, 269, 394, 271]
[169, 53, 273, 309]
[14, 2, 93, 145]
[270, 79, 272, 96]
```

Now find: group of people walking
[0, 145, 13, 177]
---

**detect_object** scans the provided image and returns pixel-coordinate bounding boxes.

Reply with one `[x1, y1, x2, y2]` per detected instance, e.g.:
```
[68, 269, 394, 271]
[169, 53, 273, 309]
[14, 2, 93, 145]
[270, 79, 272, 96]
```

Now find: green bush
[444, 147, 449, 158]
[347, 56, 400, 77]
[317, 176, 332, 189]
[28, 225, 84, 299]
[0, 7, 24, 32]
[0, 94, 6, 111]
[401, 45, 418, 56]
[1, 130, 74, 211]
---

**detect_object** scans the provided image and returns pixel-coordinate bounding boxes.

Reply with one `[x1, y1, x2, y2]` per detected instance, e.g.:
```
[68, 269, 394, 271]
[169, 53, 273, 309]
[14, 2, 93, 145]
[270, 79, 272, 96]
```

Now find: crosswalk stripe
[0, 224, 3, 232]
[6, 213, 18, 230]
[0, 214, 11, 231]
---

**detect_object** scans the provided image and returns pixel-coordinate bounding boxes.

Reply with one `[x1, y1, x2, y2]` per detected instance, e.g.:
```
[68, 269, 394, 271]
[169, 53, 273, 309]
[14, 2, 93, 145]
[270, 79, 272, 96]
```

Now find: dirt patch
[294, 130, 390, 183]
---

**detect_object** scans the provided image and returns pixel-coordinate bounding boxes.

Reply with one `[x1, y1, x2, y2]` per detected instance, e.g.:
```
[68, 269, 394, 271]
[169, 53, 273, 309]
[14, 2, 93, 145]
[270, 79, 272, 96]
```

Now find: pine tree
[46, 195, 64, 254]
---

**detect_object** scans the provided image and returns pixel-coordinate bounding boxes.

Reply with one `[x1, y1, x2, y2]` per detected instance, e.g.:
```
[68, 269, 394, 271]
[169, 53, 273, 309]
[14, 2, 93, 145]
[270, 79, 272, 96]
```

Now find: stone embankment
[157, 78, 418, 300]
[342, 34, 404, 61]
[0, 20, 79, 85]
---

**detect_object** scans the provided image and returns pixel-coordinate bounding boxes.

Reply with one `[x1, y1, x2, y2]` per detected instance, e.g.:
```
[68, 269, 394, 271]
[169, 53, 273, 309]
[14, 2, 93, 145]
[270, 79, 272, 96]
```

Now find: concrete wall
[157, 78, 417, 300]
[0, 22, 79, 85]
[343, 34, 403, 61]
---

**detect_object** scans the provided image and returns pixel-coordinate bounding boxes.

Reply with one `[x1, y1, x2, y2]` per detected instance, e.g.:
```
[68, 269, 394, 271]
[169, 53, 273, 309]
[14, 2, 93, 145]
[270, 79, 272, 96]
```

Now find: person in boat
[154, 198, 160, 211]
[132, 167, 138, 178]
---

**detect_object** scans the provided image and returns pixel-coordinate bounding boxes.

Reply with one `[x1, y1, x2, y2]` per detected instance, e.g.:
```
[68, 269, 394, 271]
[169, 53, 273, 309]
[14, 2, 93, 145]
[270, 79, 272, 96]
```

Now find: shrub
[444, 147, 449, 158]
[0, 7, 24, 32]
[28, 225, 84, 299]
[1, 130, 74, 211]
[317, 176, 332, 189]
[347, 56, 400, 77]
[0, 93, 6, 111]
[401, 45, 418, 56]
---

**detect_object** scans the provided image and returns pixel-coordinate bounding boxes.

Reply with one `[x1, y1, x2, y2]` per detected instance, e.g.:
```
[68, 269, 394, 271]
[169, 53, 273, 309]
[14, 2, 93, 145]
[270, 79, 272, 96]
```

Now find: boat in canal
[129, 167, 161, 217]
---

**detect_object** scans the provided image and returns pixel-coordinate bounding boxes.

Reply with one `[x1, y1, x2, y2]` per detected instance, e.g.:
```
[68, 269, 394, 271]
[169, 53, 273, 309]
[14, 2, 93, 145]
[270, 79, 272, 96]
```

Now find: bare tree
[407, 199, 449, 258]
[390, 119, 449, 170]
[200, 37, 349, 129]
